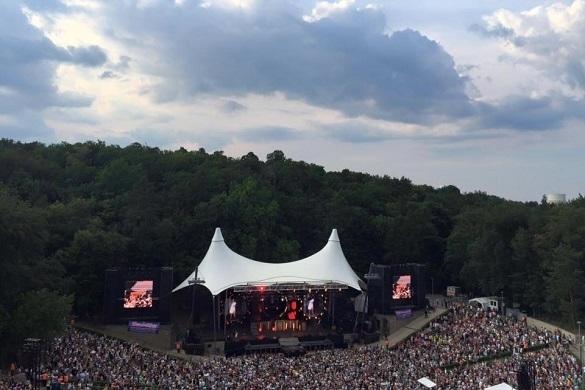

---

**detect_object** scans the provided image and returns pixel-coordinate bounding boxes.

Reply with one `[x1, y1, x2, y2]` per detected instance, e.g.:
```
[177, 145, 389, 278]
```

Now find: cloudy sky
[1, 0, 584, 201]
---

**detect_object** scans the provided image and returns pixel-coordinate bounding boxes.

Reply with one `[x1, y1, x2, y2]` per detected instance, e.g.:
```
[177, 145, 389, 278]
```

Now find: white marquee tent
[417, 377, 437, 388]
[484, 384, 514, 390]
[173, 228, 363, 296]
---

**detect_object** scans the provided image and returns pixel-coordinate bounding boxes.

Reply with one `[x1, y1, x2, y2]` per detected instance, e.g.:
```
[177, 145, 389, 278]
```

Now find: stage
[218, 285, 351, 342]
[173, 228, 364, 349]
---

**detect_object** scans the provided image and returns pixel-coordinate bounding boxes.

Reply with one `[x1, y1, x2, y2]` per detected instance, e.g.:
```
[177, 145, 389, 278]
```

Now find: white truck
[468, 297, 500, 311]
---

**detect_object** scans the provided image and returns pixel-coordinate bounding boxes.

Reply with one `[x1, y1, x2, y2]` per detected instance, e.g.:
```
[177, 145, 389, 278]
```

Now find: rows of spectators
[1, 303, 581, 389]
[408, 304, 562, 367]
[434, 343, 580, 389]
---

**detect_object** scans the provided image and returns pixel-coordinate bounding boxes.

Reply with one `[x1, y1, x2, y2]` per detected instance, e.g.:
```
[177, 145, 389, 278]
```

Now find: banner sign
[395, 309, 412, 320]
[128, 321, 160, 334]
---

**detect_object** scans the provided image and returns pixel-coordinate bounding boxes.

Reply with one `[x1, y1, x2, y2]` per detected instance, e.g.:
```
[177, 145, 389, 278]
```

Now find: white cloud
[478, 0, 585, 95]
[61, 0, 102, 10]
[200, 0, 256, 10]
[5, 0, 585, 200]
[303, 0, 355, 22]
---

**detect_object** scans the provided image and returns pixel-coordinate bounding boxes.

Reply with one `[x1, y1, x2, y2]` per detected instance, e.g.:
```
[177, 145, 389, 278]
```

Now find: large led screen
[123, 280, 153, 309]
[392, 275, 412, 300]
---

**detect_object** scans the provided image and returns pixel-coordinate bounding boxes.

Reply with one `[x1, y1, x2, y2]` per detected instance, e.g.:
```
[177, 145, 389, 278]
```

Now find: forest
[0, 138, 584, 360]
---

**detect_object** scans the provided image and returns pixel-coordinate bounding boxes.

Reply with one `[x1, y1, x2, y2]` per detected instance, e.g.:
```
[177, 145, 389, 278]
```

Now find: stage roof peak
[211, 227, 224, 242]
[173, 228, 363, 295]
[328, 229, 340, 242]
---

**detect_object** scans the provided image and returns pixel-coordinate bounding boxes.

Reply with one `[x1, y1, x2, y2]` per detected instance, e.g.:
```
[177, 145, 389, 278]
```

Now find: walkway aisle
[384, 308, 447, 348]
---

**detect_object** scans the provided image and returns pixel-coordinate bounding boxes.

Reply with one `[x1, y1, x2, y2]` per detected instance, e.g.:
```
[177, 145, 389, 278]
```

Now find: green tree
[510, 228, 544, 315]
[544, 243, 585, 324]
[11, 290, 72, 342]
[56, 222, 129, 316]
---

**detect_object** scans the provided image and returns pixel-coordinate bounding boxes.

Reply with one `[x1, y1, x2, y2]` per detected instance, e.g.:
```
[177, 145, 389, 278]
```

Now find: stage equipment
[366, 263, 426, 315]
[103, 267, 173, 324]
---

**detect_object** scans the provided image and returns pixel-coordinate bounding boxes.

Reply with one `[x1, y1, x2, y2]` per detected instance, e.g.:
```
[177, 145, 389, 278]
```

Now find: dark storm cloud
[104, 1, 473, 125]
[0, 1, 107, 139]
[476, 95, 585, 132]
[477, 97, 564, 131]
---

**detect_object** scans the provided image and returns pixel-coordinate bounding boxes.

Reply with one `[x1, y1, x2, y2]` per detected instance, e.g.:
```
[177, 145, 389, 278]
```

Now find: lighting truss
[231, 282, 349, 293]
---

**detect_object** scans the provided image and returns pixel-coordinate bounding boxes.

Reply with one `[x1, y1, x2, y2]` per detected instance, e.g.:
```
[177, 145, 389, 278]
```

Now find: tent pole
[361, 295, 368, 334]
[216, 294, 221, 341]
[191, 284, 196, 326]
[212, 295, 217, 342]
[223, 290, 227, 339]
[332, 290, 335, 328]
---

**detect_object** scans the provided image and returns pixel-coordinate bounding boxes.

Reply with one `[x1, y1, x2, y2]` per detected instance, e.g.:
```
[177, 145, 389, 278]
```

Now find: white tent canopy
[485, 384, 514, 390]
[417, 377, 437, 388]
[173, 228, 363, 296]
[485, 382, 514, 390]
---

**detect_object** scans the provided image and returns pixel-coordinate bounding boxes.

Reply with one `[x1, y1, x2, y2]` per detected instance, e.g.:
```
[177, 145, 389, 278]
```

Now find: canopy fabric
[484, 384, 514, 390]
[173, 228, 363, 296]
[417, 377, 437, 388]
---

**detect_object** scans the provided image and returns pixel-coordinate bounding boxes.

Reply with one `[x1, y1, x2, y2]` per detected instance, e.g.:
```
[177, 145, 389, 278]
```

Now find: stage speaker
[159, 267, 173, 323]
[103, 268, 120, 323]
[366, 263, 427, 314]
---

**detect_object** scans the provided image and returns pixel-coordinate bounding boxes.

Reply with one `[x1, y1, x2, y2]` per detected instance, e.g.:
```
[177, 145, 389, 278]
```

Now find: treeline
[0, 139, 584, 359]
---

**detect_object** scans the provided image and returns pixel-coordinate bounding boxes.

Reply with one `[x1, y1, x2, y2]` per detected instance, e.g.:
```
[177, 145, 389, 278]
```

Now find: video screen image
[227, 298, 237, 319]
[392, 275, 412, 300]
[123, 280, 153, 309]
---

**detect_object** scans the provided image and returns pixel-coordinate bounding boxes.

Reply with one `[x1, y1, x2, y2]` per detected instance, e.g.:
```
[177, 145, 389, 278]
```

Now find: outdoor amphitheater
[3, 0, 585, 387]
[3, 229, 583, 389]
[2, 302, 581, 389]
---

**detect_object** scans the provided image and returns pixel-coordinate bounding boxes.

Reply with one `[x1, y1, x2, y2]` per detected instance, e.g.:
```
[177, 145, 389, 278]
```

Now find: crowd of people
[1, 303, 582, 389]
[435, 344, 580, 389]
[405, 303, 563, 367]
